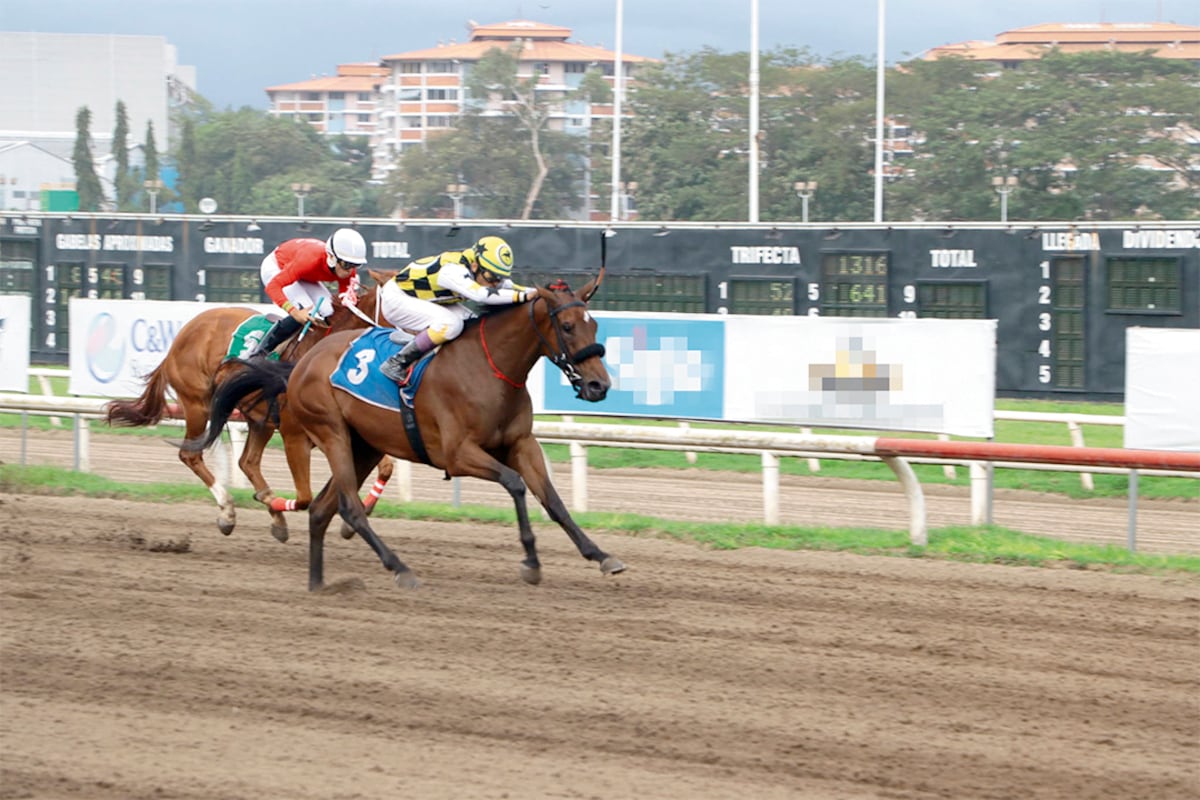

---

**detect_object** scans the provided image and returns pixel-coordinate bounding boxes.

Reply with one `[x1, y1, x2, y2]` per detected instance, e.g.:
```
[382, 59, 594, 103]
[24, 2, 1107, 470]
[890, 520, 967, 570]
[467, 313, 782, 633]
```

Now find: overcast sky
[3, 0, 1197, 109]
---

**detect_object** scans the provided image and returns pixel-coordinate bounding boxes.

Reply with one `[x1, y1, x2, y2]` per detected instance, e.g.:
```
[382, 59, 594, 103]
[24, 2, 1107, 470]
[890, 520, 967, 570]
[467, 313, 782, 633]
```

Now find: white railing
[2, 391, 1196, 553]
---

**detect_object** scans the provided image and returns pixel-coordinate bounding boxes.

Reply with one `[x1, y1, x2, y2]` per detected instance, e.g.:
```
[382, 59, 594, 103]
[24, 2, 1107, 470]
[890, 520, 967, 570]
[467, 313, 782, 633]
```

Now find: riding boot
[380, 339, 427, 385]
[250, 315, 303, 358]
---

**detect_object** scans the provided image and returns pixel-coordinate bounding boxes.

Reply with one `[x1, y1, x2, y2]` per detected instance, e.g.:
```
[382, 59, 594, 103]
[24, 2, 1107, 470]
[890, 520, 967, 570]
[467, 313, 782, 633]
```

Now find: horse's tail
[104, 363, 171, 427]
[180, 358, 295, 453]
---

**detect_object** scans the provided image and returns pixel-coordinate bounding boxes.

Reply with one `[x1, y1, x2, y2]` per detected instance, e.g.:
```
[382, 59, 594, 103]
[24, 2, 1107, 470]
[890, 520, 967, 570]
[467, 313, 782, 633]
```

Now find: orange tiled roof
[265, 75, 384, 92]
[924, 21, 1200, 61]
[382, 19, 653, 63]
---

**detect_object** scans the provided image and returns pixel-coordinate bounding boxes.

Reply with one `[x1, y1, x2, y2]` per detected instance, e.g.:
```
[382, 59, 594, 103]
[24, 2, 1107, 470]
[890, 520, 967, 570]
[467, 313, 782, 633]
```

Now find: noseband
[529, 296, 606, 396]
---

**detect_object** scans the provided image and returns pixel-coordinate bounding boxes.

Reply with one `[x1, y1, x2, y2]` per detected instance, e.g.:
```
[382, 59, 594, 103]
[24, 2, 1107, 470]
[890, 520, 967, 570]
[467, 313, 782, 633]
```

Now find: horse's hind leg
[237, 422, 289, 543]
[508, 436, 625, 576]
[307, 432, 416, 591]
[177, 400, 237, 535]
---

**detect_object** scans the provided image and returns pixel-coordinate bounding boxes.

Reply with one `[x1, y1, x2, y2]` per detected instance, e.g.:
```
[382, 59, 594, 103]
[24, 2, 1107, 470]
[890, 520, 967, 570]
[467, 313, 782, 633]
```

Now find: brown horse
[105, 281, 394, 542]
[187, 277, 623, 591]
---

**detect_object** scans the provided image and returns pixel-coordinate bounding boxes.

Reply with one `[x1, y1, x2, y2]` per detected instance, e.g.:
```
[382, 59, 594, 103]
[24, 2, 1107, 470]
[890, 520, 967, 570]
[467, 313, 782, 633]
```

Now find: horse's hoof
[600, 556, 626, 575]
[520, 563, 543, 585]
[393, 570, 420, 590]
[217, 518, 236, 536]
[270, 523, 289, 544]
[338, 521, 356, 540]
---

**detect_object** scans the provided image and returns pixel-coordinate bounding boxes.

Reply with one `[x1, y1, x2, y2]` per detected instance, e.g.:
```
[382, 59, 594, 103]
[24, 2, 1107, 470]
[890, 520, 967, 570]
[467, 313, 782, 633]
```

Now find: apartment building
[264, 63, 389, 138]
[922, 21, 1200, 66]
[266, 19, 652, 182]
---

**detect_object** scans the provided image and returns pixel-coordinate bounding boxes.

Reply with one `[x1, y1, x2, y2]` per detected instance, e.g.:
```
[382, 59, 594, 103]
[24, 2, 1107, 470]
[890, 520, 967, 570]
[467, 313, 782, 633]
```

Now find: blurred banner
[1124, 327, 1200, 452]
[0, 295, 31, 391]
[537, 312, 997, 438]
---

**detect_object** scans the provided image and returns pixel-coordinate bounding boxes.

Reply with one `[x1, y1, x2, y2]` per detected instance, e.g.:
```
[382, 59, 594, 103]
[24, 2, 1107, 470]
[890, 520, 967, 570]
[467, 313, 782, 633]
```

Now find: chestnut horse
[186, 277, 623, 591]
[105, 282, 393, 543]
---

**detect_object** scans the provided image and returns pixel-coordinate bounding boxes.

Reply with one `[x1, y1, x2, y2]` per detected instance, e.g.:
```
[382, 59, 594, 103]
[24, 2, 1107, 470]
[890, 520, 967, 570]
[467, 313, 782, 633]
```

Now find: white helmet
[326, 228, 368, 268]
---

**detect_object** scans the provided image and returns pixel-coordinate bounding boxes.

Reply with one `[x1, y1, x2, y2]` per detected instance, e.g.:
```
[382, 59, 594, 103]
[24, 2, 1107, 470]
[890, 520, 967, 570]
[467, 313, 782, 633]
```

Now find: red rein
[479, 316, 525, 389]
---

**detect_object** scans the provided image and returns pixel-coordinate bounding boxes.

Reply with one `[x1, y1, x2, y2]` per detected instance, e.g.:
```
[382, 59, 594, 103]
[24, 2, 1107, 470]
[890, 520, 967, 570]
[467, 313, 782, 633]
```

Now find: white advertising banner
[537, 312, 996, 438]
[1124, 327, 1200, 452]
[724, 316, 996, 437]
[0, 295, 32, 392]
[68, 298, 275, 397]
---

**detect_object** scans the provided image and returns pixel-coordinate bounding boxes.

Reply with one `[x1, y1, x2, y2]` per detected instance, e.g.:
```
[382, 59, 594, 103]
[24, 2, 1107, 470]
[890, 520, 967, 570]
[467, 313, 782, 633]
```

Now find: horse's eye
[562, 321, 574, 333]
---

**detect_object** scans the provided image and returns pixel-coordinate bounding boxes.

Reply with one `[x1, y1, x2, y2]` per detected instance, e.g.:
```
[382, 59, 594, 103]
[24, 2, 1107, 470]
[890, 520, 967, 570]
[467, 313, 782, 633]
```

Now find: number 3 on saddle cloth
[329, 327, 437, 463]
[330, 328, 434, 409]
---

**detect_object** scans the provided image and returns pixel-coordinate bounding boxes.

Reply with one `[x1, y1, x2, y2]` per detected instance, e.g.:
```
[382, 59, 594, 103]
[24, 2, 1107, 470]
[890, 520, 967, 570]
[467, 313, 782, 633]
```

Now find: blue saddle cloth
[329, 328, 435, 410]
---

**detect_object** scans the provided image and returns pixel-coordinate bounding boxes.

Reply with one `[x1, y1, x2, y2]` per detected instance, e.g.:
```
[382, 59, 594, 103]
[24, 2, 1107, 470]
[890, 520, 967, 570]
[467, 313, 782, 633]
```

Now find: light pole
[992, 176, 1017, 223]
[143, 179, 163, 214]
[291, 182, 312, 217]
[445, 181, 468, 218]
[619, 181, 638, 220]
[794, 180, 818, 223]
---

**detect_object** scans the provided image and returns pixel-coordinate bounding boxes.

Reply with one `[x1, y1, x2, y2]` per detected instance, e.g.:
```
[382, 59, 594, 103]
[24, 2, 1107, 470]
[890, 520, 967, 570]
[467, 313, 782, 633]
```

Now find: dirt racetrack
[2, 488, 1198, 799]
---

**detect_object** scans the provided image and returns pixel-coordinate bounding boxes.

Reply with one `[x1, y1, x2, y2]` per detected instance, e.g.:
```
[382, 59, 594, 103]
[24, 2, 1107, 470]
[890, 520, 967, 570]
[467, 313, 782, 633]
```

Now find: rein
[475, 287, 606, 396]
[479, 316, 525, 389]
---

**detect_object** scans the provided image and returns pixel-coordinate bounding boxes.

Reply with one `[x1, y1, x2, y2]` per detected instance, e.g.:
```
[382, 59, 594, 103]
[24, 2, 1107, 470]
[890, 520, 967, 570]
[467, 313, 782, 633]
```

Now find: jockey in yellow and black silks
[378, 235, 538, 385]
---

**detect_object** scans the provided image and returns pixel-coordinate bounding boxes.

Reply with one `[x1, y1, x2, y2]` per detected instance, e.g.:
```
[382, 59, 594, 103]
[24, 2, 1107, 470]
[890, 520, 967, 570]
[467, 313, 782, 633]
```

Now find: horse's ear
[368, 268, 395, 286]
[580, 268, 604, 303]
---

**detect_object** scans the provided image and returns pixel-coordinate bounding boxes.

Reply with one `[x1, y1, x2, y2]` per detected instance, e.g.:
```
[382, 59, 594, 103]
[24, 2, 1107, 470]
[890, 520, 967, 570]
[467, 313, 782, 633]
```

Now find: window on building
[398, 88, 421, 102]
[328, 92, 344, 100]
[357, 92, 372, 101]
[425, 116, 452, 128]
[399, 62, 421, 74]
[304, 92, 321, 101]
[565, 62, 588, 73]
[402, 116, 423, 128]
[427, 61, 456, 74]
[426, 88, 459, 101]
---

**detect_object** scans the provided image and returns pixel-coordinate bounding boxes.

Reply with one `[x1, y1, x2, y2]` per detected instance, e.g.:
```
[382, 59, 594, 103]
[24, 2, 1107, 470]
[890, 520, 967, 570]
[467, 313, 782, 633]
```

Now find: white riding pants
[379, 279, 473, 345]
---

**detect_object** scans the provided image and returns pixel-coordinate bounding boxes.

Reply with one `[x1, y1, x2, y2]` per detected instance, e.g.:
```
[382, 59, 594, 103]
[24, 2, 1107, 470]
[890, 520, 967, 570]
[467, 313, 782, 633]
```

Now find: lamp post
[445, 181, 468, 218]
[291, 182, 312, 217]
[794, 180, 818, 223]
[618, 181, 638, 220]
[991, 176, 1017, 223]
[143, 179, 163, 214]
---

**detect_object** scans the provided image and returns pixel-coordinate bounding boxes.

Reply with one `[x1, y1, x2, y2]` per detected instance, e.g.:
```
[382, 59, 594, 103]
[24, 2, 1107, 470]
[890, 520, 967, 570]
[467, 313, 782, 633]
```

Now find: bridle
[527, 290, 606, 397]
[477, 289, 606, 397]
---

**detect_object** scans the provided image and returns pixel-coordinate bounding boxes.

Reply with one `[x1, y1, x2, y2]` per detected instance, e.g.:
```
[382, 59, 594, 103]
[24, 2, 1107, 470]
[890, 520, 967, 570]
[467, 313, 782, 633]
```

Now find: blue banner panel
[542, 315, 725, 418]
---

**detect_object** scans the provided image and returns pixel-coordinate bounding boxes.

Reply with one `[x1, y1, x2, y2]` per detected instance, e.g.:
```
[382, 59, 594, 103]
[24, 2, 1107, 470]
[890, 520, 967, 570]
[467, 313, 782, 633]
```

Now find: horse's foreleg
[339, 454, 392, 540]
[363, 455, 395, 515]
[448, 443, 543, 585]
[238, 423, 288, 543]
[508, 436, 625, 576]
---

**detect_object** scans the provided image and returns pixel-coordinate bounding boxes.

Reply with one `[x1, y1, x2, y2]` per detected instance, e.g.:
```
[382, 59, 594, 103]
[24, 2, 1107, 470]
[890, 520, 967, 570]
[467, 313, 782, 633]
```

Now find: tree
[886, 51, 1200, 221]
[111, 101, 138, 210]
[387, 115, 585, 219]
[175, 116, 198, 212]
[73, 106, 104, 211]
[462, 45, 610, 220]
[143, 120, 160, 184]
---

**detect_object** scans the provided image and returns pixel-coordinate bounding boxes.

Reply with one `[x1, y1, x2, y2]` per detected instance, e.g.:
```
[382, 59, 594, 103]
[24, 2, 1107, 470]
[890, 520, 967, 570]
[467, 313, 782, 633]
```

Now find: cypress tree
[73, 106, 104, 211]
